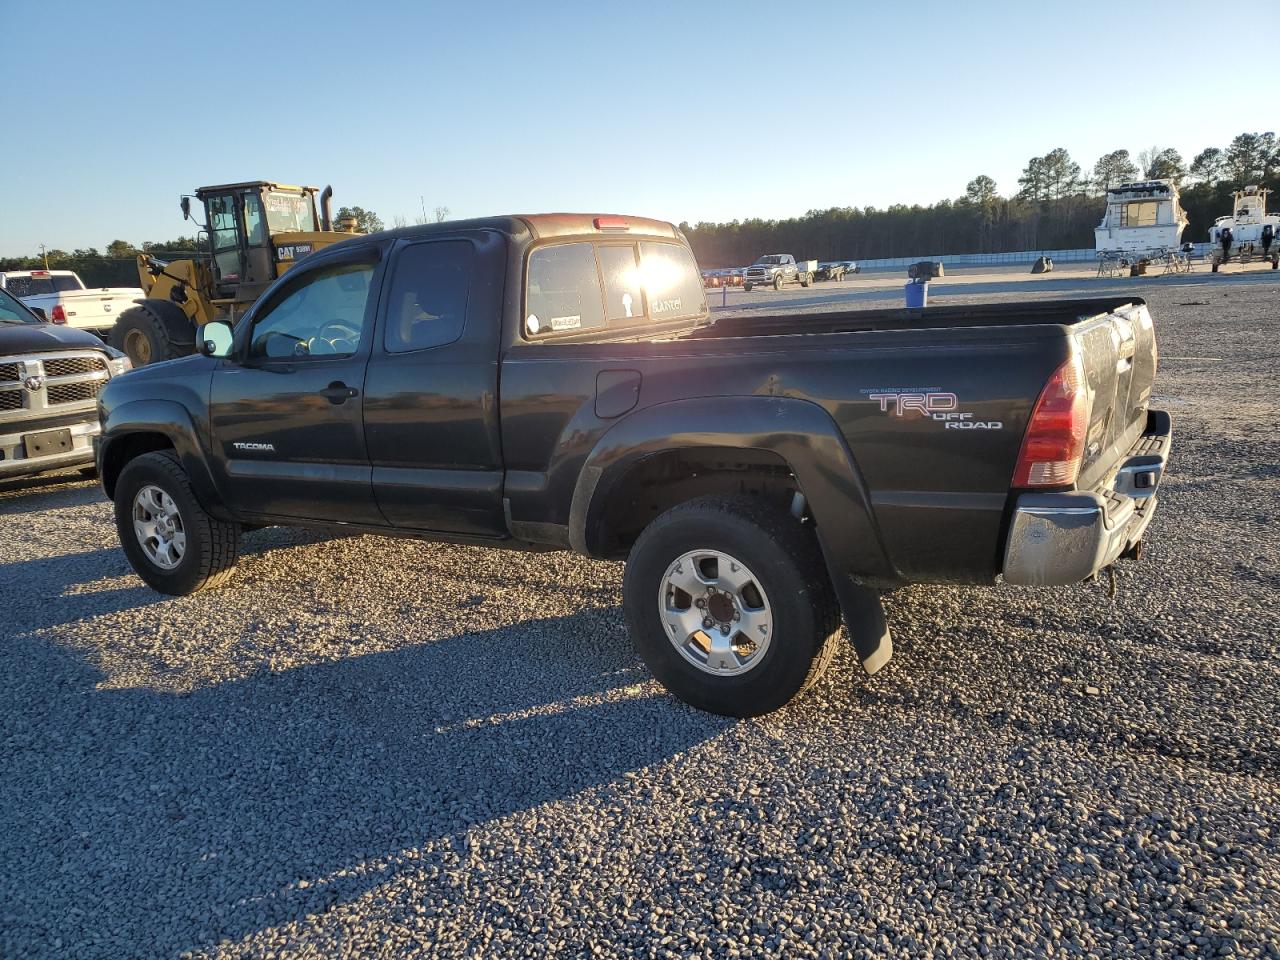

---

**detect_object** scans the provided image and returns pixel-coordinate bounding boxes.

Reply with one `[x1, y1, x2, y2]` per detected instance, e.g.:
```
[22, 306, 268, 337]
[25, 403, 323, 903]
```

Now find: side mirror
[180, 196, 191, 220]
[199, 320, 235, 359]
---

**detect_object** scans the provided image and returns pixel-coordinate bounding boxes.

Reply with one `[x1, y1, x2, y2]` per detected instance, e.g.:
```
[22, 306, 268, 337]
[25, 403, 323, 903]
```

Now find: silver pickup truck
[742, 254, 815, 291]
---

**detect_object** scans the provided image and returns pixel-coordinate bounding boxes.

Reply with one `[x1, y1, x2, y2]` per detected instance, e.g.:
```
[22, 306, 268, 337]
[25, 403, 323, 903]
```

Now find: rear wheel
[623, 496, 842, 717]
[114, 451, 240, 594]
[110, 301, 193, 367]
[800, 273, 811, 287]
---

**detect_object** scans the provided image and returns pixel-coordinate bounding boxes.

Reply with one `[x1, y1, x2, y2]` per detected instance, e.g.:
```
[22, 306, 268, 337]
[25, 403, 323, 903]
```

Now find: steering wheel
[304, 319, 360, 356]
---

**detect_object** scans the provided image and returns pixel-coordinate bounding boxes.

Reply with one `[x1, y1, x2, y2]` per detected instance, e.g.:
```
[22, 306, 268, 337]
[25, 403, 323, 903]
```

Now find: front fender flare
[570, 396, 897, 672]
[98, 399, 226, 518]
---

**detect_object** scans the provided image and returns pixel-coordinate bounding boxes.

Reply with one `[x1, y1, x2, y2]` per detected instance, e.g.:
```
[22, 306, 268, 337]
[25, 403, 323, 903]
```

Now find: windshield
[4, 274, 83, 298]
[263, 191, 317, 234]
[0, 288, 39, 324]
[754, 255, 782, 264]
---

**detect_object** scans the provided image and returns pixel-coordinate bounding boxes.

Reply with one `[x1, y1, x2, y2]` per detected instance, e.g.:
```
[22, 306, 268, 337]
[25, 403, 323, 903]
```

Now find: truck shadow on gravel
[2, 608, 730, 957]
[0, 473, 104, 516]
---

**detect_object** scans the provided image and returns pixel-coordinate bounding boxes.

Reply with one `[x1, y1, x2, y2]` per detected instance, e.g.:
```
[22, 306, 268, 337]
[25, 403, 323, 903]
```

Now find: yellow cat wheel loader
[110, 181, 361, 366]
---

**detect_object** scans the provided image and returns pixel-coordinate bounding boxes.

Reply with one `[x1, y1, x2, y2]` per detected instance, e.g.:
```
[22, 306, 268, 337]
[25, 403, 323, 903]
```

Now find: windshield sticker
[526, 314, 540, 334]
[550, 315, 582, 331]
[867, 389, 1003, 430]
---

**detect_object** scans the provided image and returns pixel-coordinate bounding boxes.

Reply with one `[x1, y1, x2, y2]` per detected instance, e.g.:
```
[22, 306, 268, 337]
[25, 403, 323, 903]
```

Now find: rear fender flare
[570, 396, 898, 671]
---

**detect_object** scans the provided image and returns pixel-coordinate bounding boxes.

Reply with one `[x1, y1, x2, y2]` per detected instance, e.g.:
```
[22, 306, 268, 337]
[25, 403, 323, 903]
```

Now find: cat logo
[276, 243, 315, 262]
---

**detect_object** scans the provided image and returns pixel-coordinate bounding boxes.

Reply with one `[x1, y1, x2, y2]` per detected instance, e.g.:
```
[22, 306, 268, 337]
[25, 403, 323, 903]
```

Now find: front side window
[249, 260, 375, 360]
[0, 288, 38, 324]
[384, 241, 473, 353]
[525, 242, 605, 335]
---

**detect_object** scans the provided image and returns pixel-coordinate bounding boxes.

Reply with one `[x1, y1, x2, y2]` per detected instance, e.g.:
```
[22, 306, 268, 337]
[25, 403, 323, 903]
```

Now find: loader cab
[193, 181, 322, 303]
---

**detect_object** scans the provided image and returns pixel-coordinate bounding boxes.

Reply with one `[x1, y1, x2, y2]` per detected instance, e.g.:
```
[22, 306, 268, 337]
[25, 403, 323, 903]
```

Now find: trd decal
[867, 391, 1003, 430]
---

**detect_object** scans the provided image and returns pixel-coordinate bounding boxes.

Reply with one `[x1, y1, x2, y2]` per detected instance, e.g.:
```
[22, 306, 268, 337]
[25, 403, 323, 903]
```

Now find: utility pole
[420, 196, 428, 223]
[40, 244, 49, 270]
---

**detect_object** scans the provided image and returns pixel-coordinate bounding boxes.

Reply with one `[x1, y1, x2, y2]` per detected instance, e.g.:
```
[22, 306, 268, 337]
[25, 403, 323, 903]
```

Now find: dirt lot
[2, 269, 1278, 959]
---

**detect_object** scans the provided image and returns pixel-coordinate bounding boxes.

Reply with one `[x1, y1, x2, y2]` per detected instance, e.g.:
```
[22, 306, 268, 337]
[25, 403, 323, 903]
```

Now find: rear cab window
[524, 238, 706, 340]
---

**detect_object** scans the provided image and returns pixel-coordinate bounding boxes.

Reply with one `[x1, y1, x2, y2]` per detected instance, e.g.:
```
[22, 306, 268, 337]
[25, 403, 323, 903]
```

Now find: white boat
[1208, 185, 1279, 272]
[1094, 180, 1189, 259]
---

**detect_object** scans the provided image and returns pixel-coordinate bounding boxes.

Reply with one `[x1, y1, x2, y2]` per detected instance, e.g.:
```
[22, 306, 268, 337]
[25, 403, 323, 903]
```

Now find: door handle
[319, 382, 359, 404]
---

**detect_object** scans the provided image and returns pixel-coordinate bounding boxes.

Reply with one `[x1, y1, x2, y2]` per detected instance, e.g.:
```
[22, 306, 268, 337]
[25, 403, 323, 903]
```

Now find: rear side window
[525, 242, 605, 335]
[384, 241, 474, 352]
[639, 242, 705, 320]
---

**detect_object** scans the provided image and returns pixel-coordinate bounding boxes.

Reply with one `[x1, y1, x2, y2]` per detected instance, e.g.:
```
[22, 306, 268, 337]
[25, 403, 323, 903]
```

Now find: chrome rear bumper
[1003, 410, 1171, 586]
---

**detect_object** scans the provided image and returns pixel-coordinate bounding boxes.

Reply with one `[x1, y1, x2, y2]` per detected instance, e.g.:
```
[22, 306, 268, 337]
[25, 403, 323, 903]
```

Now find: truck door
[207, 244, 387, 524]
[363, 233, 507, 536]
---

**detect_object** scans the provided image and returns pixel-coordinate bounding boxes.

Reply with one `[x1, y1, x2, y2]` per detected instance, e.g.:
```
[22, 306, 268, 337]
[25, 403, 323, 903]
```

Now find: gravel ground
[2, 272, 1278, 958]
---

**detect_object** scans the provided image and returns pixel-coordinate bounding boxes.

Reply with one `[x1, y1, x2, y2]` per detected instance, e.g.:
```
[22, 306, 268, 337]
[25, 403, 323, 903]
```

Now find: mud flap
[830, 572, 893, 675]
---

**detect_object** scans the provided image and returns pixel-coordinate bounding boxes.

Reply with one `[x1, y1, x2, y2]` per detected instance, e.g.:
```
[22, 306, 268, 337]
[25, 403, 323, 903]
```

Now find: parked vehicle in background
[841, 260, 860, 275]
[815, 262, 846, 281]
[702, 269, 724, 288]
[0, 286, 131, 480]
[743, 254, 812, 291]
[97, 213, 1170, 718]
[0, 270, 144, 334]
[1208, 185, 1279, 272]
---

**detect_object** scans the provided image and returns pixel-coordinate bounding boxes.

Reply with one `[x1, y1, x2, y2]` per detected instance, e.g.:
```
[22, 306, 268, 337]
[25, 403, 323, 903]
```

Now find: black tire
[114, 451, 239, 595]
[800, 273, 811, 287]
[623, 495, 842, 717]
[1211, 261, 1219, 273]
[773, 274, 783, 291]
[110, 301, 193, 367]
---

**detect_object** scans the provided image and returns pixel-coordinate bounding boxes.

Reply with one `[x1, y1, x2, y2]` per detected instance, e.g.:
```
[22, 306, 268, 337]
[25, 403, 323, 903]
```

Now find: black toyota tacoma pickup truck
[96, 214, 1171, 716]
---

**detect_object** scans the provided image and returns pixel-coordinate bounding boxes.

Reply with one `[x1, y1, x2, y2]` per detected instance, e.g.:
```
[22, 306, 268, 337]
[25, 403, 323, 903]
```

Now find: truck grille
[0, 351, 110, 422]
[43, 355, 106, 378]
[47, 380, 105, 405]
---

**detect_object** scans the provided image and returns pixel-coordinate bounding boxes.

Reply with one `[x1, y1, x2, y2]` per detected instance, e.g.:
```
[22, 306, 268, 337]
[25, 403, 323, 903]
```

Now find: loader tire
[111, 301, 193, 367]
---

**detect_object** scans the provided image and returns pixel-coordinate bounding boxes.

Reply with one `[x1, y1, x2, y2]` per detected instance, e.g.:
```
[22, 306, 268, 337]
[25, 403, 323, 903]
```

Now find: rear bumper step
[1002, 409, 1172, 586]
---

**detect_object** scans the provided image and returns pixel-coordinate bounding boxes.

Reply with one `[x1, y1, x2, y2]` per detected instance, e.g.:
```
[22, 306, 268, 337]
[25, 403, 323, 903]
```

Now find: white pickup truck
[0, 270, 144, 334]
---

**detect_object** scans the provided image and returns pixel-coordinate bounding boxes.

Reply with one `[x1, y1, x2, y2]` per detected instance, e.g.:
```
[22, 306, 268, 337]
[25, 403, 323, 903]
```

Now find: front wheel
[800, 273, 811, 287]
[773, 274, 783, 291]
[623, 496, 842, 717]
[114, 451, 240, 595]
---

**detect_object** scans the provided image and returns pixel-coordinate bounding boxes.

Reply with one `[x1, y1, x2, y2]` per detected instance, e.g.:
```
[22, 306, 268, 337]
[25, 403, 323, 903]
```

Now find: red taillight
[50, 304, 67, 324]
[593, 216, 630, 232]
[1013, 354, 1089, 487]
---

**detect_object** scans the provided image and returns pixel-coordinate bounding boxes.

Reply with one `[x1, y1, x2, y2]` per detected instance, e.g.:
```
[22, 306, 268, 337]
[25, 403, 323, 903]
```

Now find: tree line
[4, 132, 1276, 284]
[681, 132, 1279, 267]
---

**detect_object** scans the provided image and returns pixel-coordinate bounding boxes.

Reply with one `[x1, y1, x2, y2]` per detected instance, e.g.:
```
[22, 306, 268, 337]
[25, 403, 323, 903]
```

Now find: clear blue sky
[0, 0, 1254, 257]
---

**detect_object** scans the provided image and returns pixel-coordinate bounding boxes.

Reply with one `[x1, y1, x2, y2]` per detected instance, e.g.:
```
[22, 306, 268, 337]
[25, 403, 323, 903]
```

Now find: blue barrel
[904, 279, 928, 308]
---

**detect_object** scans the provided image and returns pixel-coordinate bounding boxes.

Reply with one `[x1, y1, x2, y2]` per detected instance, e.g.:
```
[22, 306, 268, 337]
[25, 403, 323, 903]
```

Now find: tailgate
[1071, 301, 1158, 491]
[57, 290, 136, 328]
